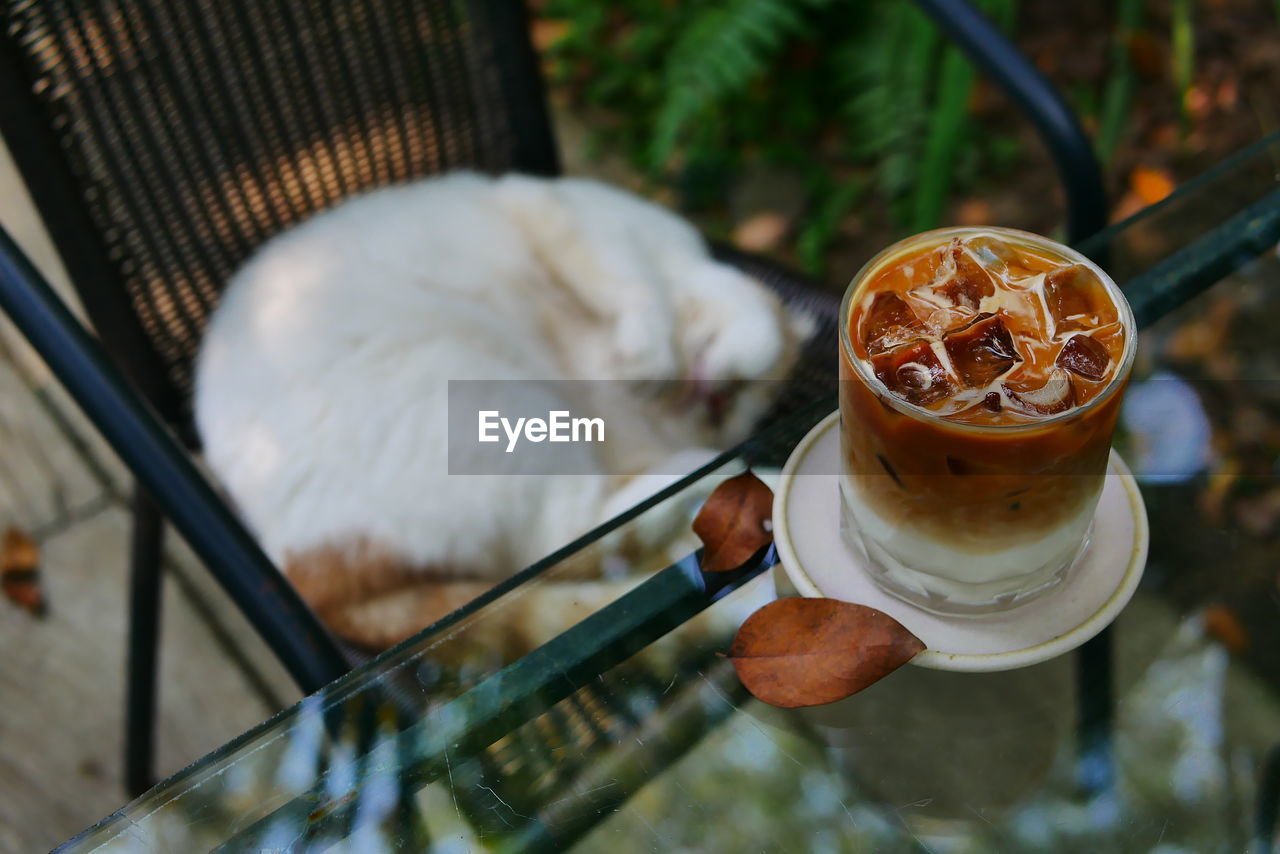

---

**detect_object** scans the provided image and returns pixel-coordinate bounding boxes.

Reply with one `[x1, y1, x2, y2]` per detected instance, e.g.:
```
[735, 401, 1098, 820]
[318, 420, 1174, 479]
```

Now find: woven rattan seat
[4, 0, 562, 442]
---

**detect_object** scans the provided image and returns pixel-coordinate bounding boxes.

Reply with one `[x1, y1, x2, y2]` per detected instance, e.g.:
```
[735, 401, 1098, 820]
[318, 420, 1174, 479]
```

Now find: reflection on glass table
[59, 134, 1280, 854]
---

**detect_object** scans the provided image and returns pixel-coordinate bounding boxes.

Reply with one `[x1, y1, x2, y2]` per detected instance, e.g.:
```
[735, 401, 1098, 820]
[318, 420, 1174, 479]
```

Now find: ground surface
[0, 142, 300, 854]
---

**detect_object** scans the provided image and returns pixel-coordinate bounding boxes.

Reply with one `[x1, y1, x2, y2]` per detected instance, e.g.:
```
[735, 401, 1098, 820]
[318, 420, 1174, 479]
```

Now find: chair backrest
[0, 0, 558, 442]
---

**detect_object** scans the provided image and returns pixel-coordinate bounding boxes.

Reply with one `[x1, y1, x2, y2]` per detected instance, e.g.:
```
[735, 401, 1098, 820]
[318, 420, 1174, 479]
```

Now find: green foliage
[1096, 0, 1143, 163]
[1171, 0, 1195, 134]
[796, 178, 863, 275]
[542, 0, 1021, 273]
[913, 47, 974, 233]
[650, 0, 819, 170]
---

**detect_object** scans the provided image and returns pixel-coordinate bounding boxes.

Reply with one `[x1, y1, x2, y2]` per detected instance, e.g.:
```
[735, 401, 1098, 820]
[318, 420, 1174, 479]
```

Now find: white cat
[195, 172, 810, 650]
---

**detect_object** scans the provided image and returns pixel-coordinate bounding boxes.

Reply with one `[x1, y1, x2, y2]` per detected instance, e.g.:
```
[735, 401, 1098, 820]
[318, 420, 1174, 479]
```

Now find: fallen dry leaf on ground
[692, 471, 774, 572]
[1164, 296, 1236, 362]
[954, 198, 994, 226]
[1129, 165, 1176, 205]
[1197, 462, 1240, 526]
[2, 526, 45, 616]
[530, 19, 570, 51]
[1202, 603, 1248, 654]
[732, 212, 790, 253]
[728, 597, 924, 708]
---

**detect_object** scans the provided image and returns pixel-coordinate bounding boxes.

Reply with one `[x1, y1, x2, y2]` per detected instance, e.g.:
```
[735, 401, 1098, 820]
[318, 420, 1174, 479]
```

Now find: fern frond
[648, 0, 826, 170]
[836, 1, 940, 220]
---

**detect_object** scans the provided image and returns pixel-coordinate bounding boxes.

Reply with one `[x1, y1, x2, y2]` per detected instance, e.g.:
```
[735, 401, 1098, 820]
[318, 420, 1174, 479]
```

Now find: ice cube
[940, 248, 995, 311]
[964, 234, 1020, 279]
[1088, 321, 1126, 357]
[949, 390, 1005, 422]
[870, 339, 954, 406]
[1043, 264, 1118, 334]
[1056, 334, 1111, 381]
[912, 239, 995, 313]
[861, 291, 927, 355]
[1001, 368, 1077, 416]
[942, 312, 1022, 388]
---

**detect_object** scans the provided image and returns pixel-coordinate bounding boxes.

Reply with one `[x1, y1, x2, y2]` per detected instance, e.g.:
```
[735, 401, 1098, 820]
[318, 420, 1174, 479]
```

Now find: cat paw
[677, 262, 808, 388]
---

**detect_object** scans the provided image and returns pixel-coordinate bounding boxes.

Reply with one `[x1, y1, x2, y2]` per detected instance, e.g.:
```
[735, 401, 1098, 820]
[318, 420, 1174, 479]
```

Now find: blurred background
[533, 0, 1279, 278]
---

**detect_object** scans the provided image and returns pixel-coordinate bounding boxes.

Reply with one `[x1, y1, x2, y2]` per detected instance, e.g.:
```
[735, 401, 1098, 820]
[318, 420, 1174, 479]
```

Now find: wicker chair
[0, 0, 843, 795]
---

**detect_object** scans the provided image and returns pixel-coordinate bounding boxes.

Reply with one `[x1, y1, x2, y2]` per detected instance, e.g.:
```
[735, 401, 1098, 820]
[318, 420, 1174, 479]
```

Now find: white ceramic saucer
[772, 411, 1149, 673]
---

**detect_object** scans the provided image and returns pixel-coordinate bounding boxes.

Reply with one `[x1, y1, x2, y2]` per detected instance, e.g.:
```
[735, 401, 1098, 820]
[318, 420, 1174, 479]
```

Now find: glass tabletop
[61, 134, 1280, 854]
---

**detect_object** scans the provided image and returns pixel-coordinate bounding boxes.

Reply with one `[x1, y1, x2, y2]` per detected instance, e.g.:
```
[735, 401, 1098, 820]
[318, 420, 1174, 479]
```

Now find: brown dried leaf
[2, 527, 38, 574]
[729, 598, 925, 708]
[954, 198, 994, 226]
[1165, 297, 1236, 362]
[1110, 191, 1147, 224]
[1197, 460, 1239, 525]
[692, 471, 774, 573]
[2, 577, 44, 615]
[530, 19, 571, 51]
[732, 212, 790, 253]
[1130, 166, 1176, 205]
[2, 527, 44, 616]
[1202, 604, 1248, 654]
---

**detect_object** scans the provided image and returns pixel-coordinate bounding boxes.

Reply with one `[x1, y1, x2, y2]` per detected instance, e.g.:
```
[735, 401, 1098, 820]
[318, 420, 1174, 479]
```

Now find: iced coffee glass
[839, 227, 1135, 615]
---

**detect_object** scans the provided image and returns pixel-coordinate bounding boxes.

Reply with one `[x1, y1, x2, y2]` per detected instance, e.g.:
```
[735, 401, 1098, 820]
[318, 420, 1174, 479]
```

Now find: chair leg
[1258, 744, 1280, 854]
[125, 486, 165, 797]
[1075, 626, 1114, 794]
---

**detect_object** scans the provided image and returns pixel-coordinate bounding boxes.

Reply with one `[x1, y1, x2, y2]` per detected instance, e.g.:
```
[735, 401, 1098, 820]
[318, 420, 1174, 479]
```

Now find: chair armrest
[0, 226, 349, 695]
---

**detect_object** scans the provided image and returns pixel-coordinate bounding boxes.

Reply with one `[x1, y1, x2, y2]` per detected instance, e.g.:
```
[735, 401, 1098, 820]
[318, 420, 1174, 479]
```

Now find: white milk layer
[839, 474, 1099, 610]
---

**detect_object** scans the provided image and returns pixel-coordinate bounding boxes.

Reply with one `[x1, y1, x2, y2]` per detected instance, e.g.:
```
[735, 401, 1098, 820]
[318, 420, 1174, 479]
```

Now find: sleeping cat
[195, 172, 810, 651]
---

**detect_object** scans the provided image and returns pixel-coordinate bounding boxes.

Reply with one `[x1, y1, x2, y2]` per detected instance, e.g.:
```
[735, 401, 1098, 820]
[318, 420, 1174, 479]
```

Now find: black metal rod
[1074, 627, 1113, 793]
[0, 228, 349, 698]
[914, 0, 1108, 242]
[1122, 187, 1280, 328]
[1257, 744, 1280, 854]
[124, 487, 165, 796]
[212, 546, 777, 852]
